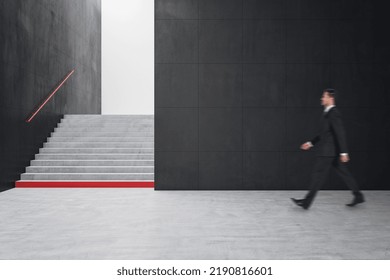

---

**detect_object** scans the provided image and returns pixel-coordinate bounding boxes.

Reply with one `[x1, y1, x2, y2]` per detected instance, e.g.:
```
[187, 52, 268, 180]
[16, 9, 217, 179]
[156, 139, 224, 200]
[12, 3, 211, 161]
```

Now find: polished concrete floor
[0, 188, 389, 259]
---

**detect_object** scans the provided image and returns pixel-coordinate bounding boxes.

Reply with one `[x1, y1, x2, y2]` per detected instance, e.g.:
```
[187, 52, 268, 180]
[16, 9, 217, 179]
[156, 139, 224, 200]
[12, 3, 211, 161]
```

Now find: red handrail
[26, 69, 75, 123]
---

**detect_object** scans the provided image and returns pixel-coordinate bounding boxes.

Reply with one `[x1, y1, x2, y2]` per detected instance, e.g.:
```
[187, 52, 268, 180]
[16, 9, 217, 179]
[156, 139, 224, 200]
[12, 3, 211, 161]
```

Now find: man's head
[321, 88, 336, 107]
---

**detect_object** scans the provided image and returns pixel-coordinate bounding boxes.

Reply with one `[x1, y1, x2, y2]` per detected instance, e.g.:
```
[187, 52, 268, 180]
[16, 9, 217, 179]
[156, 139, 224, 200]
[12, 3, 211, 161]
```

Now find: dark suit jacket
[310, 106, 349, 156]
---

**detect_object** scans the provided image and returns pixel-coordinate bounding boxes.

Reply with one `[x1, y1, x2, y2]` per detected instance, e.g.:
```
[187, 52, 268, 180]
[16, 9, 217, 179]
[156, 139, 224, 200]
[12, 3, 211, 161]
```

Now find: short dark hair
[323, 88, 337, 100]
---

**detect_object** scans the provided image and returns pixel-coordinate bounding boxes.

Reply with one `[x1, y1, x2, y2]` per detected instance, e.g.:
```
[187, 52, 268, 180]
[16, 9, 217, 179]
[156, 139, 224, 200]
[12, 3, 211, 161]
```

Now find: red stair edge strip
[15, 181, 154, 188]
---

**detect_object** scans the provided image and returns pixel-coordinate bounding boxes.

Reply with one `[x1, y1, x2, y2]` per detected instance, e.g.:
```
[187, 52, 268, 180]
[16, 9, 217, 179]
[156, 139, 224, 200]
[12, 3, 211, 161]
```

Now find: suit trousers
[305, 156, 360, 202]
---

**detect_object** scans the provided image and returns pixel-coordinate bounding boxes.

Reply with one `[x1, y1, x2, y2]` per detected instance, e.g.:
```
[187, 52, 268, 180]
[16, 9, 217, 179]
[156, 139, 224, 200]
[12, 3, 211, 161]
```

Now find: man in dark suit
[291, 89, 365, 209]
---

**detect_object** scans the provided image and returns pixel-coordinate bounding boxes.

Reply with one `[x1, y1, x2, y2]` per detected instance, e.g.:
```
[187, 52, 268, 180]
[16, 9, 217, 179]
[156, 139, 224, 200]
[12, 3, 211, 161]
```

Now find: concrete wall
[155, 0, 390, 190]
[0, 0, 101, 192]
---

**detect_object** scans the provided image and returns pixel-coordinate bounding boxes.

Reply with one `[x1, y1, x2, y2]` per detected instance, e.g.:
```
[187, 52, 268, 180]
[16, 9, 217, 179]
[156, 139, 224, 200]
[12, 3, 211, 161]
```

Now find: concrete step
[59, 119, 154, 126]
[39, 148, 154, 154]
[54, 127, 154, 132]
[30, 160, 154, 166]
[21, 114, 155, 185]
[62, 114, 154, 118]
[57, 121, 154, 129]
[48, 137, 154, 142]
[51, 132, 154, 137]
[43, 142, 154, 148]
[58, 119, 153, 124]
[64, 114, 154, 119]
[25, 166, 154, 173]
[35, 154, 154, 160]
[20, 173, 154, 180]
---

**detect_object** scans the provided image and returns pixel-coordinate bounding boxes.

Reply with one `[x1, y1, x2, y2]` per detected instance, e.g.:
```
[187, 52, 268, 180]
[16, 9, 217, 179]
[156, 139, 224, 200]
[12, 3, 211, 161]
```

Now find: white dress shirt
[324, 104, 335, 113]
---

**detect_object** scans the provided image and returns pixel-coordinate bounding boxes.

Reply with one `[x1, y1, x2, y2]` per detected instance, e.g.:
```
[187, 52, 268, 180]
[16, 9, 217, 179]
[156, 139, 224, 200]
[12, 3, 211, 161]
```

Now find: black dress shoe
[291, 198, 310, 210]
[346, 195, 365, 207]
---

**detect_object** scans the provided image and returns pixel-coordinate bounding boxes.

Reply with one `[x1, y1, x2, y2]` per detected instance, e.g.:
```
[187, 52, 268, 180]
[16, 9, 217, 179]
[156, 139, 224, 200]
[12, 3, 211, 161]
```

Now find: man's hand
[340, 154, 349, 163]
[300, 142, 312, 150]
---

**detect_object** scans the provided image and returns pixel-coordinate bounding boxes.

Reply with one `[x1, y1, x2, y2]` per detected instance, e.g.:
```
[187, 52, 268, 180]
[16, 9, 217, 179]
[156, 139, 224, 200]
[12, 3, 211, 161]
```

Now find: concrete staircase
[16, 115, 154, 188]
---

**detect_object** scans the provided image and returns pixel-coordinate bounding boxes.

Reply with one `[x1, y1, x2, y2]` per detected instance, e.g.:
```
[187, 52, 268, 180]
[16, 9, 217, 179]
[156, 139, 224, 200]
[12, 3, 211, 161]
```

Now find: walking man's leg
[292, 156, 333, 209]
[305, 157, 333, 207]
[332, 158, 365, 206]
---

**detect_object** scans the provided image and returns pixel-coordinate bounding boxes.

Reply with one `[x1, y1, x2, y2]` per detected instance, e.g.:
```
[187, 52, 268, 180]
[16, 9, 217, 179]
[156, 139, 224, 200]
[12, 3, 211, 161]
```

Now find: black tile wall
[285, 20, 331, 63]
[0, 0, 101, 192]
[368, 108, 390, 152]
[243, 64, 285, 107]
[156, 64, 198, 107]
[199, 108, 242, 151]
[331, 20, 374, 63]
[199, 20, 243, 63]
[155, 20, 198, 63]
[243, 20, 285, 63]
[156, 0, 198, 19]
[285, 64, 331, 107]
[155, 108, 198, 151]
[155, 0, 390, 190]
[199, 64, 242, 107]
[331, 64, 374, 107]
[243, 0, 285, 19]
[243, 152, 285, 189]
[155, 151, 199, 190]
[372, 64, 390, 107]
[284, 0, 331, 19]
[243, 108, 285, 151]
[199, 151, 242, 190]
[199, 0, 242, 20]
[330, 0, 374, 20]
[285, 151, 317, 190]
[367, 152, 390, 190]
